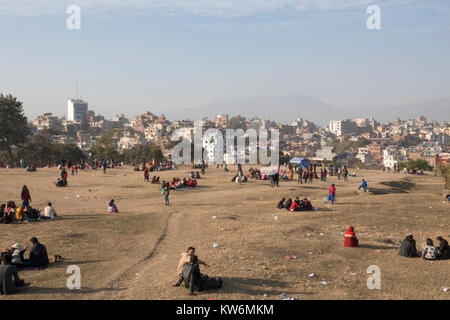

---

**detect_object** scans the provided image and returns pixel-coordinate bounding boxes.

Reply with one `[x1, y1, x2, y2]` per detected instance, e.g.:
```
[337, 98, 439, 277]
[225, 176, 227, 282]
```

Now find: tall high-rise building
[67, 99, 88, 121]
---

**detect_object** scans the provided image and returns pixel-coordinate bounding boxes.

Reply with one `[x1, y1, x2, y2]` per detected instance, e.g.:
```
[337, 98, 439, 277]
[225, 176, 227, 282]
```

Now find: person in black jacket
[29, 237, 49, 268]
[437, 236, 449, 260]
[277, 198, 285, 209]
[399, 234, 418, 257]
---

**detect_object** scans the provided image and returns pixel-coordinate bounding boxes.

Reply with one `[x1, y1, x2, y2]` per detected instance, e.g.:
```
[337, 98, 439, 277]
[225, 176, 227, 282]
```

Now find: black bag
[198, 275, 223, 291]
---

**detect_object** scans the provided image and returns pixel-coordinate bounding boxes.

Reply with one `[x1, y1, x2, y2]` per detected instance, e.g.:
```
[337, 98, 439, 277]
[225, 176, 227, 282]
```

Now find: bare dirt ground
[0, 165, 449, 300]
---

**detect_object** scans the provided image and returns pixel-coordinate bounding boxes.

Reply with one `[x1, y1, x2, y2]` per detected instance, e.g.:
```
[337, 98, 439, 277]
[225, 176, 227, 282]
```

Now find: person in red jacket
[21, 185, 31, 208]
[344, 226, 359, 247]
[328, 184, 336, 204]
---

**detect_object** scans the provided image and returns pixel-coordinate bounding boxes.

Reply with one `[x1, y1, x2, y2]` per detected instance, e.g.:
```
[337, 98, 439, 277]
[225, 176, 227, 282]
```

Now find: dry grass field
[0, 165, 449, 300]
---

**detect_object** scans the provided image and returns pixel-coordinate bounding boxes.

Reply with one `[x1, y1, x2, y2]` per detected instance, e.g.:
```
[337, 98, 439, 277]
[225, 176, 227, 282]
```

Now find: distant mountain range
[164, 95, 450, 125]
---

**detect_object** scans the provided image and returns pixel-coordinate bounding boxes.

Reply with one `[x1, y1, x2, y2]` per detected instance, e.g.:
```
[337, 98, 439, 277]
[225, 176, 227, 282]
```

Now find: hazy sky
[0, 0, 449, 120]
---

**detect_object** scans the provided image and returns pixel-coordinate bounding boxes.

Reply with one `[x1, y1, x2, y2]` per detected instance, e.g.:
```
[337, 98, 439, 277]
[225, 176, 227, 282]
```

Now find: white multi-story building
[67, 99, 88, 122]
[329, 119, 356, 136]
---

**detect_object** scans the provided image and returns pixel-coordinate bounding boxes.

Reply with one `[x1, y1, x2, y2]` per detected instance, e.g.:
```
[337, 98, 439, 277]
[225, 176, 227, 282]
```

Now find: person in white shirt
[42, 202, 57, 220]
[422, 238, 440, 260]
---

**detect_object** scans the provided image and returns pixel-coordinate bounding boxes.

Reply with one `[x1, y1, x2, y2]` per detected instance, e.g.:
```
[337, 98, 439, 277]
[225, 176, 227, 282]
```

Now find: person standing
[21, 185, 31, 208]
[329, 184, 336, 204]
[297, 166, 303, 184]
[163, 183, 170, 205]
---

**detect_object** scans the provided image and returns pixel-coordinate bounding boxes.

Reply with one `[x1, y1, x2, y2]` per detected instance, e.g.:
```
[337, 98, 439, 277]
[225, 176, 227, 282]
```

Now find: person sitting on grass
[436, 236, 449, 260]
[300, 198, 313, 211]
[277, 198, 286, 209]
[15, 205, 25, 222]
[290, 197, 301, 211]
[344, 226, 359, 247]
[283, 198, 292, 210]
[399, 234, 418, 257]
[55, 178, 64, 187]
[10, 243, 31, 269]
[107, 199, 119, 214]
[358, 179, 368, 192]
[41, 202, 57, 220]
[0, 252, 28, 295]
[422, 238, 439, 260]
[29, 237, 49, 269]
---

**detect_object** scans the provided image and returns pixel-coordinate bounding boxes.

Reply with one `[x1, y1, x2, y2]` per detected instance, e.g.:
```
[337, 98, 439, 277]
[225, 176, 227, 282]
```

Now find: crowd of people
[277, 197, 313, 211]
[0, 237, 59, 295]
[0, 186, 58, 224]
[399, 234, 450, 260]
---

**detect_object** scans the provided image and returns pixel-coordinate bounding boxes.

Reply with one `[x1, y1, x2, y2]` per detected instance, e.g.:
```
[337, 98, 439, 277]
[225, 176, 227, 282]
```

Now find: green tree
[436, 163, 450, 190]
[228, 115, 247, 130]
[13, 134, 85, 166]
[0, 94, 31, 160]
[90, 130, 121, 160]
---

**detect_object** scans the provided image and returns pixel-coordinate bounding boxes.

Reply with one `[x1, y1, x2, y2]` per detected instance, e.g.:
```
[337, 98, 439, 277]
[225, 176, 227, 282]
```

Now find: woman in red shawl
[344, 226, 359, 247]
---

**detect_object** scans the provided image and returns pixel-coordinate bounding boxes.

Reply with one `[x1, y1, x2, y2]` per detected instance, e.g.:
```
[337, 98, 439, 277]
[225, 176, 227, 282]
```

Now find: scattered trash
[280, 292, 297, 300]
[65, 197, 68, 200]
[212, 216, 217, 219]
[306, 233, 311, 237]
[243, 267, 250, 271]
[320, 281, 328, 285]
[262, 266, 268, 269]
[350, 272, 357, 276]
[239, 256, 245, 260]
[444, 287, 448, 292]
[263, 293, 268, 298]
[320, 233, 324, 236]
[308, 252, 313, 255]
[213, 243, 220, 248]
[308, 273, 315, 278]
[274, 215, 278, 220]
[76, 195, 80, 198]
[285, 256, 291, 260]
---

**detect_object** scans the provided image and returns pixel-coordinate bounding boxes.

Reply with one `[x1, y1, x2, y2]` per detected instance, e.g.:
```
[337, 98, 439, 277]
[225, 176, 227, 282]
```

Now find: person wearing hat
[399, 234, 418, 257]
[10, 243, 31, 269]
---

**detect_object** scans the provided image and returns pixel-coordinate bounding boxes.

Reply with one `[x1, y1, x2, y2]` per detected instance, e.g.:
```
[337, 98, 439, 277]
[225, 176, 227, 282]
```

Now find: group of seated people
[168, 177, 198, 190]
[231, 174, 248, 183]
[277, 197, 313, 211]
[190, 171, 201, 179]
[399, 234, 450, 260]
[25, 165, 37, 172]
[0, 201, 57, 224]
[248, 168, 262, 179]
[0, 237, 56, 295]
[151, 176, 161, 184]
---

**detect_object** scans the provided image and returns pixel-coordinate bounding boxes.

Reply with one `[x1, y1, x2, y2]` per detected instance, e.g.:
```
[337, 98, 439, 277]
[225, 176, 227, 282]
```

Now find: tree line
[0, 94, 165, 167]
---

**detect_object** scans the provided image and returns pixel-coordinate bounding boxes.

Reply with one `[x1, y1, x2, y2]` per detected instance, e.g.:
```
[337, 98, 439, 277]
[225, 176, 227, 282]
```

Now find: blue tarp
[289, 157, 309, 168]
